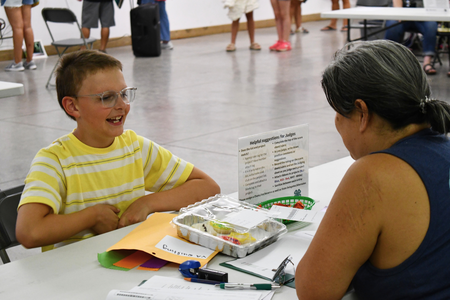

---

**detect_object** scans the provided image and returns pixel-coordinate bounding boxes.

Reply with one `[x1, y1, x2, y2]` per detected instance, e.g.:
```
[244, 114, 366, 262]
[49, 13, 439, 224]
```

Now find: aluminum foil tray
[172, 194, 287, 258]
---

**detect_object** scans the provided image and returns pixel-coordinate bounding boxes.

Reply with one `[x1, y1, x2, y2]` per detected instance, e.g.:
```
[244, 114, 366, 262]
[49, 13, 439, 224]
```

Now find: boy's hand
[91, 204, 121, 234]
[118, 197, 151, 228]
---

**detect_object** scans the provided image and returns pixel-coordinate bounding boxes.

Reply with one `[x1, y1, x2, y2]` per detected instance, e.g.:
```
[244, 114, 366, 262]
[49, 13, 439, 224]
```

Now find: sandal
[341, 26, 348, 32]
[226, 43, 236, 52]
[423, 63, 437, 75]
[292, 27, 309, 34]
[249, 42, 261, 50]
[321, 25, 337, 31]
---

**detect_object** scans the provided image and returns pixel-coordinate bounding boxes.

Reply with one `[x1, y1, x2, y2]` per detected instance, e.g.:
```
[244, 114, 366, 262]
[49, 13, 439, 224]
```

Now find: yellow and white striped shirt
[19, 129, 193, 250]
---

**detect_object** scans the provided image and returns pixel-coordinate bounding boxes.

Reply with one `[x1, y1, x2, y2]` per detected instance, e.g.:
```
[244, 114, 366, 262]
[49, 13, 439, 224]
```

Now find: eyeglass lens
[101, 88, 136, 107]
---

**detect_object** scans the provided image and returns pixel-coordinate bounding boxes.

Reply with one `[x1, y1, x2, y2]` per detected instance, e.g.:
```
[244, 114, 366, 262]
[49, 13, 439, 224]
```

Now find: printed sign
[238, 124, 309, 205]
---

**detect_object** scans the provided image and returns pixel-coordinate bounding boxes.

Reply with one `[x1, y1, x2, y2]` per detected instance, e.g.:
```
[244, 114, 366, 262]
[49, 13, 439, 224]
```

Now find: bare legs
[227, 11, 259, 51]
[322, 0, 351, 30]
[290, 0, 301, 32]
[5, 5, 34, 64]
[81, 27, 110, 51]
[271, 0, 291, 42]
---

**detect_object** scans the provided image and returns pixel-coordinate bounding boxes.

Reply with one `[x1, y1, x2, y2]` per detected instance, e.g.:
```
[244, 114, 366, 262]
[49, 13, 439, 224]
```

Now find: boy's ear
[62, 96, 80, 119]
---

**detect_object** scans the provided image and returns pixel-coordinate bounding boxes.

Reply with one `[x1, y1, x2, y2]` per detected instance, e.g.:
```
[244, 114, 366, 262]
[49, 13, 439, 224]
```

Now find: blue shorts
[1, 0, 33, 6]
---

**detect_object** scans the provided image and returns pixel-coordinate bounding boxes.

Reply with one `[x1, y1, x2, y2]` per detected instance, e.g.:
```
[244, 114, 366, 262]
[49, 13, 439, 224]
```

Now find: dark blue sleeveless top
[352, 129, 450, 299]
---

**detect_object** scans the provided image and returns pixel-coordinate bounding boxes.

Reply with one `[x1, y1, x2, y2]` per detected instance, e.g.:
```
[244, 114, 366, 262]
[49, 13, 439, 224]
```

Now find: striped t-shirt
[19, 129, 193, 250]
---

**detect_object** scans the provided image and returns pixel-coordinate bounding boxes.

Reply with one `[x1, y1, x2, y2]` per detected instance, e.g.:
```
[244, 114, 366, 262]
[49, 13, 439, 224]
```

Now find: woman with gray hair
[295, 40, 450, 299]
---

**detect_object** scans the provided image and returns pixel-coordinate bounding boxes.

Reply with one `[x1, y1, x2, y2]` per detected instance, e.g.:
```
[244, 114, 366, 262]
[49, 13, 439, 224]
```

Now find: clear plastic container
[172, 194, 287, 258]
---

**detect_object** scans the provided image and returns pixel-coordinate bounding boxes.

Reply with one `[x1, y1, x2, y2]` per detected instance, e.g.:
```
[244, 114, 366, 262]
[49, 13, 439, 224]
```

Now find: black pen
[216, 283, 281, 290]
[184, 278, 222, 285]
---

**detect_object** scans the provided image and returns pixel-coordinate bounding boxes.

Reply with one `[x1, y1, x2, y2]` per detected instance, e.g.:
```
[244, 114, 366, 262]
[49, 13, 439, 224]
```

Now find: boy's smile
[71, 68, 130, 148]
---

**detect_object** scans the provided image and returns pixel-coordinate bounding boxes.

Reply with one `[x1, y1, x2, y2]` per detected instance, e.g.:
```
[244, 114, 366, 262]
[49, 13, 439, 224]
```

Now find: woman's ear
[62, 96, 80, 119]
[354, 99, 370, 133]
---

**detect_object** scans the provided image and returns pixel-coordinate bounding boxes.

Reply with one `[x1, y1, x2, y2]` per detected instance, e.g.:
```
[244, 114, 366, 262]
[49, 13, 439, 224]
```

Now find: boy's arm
[118, 167, 220, 227]
[16, 202, 121, 249]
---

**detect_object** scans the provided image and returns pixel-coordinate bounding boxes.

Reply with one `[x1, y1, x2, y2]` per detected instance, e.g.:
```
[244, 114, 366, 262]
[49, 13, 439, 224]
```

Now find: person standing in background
[290, 0, 308, 34]
[1, 0, 37, 71]
[269, 0, 291, 52]
[140, 0, 173, 50]
[79, 0, 115, 53]
[223, 0, 260, 52]
[321, 0, 350, 32]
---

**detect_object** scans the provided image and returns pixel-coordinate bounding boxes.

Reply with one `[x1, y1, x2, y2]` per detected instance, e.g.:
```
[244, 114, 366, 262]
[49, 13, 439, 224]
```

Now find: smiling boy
[16, 50, 220, 251]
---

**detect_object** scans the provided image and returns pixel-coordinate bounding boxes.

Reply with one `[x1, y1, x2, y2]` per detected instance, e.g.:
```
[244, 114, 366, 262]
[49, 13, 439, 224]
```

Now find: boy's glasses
[272, 255, 296, 286]
[74, 87, 137, 108]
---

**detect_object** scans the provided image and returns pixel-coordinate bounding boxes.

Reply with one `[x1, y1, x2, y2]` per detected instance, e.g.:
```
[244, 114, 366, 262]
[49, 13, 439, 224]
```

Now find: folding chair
[0, 185, 24, 264]
[42, 8, 96, 89]
[346, 0, 390, 42]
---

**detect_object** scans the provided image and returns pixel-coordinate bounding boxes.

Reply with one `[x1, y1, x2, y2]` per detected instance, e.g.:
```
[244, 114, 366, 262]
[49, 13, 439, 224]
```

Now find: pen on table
[216, 283, 281, 290]
[184, 278, 222, 285]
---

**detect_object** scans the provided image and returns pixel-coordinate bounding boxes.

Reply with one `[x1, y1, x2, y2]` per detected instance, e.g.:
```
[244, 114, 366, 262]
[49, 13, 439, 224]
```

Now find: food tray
[258, 196, 315, 225]
[173, 194, 287, 258]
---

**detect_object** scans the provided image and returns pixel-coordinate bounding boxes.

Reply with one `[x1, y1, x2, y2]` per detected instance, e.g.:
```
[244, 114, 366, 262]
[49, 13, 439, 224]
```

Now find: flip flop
[226, 43, 236, 52]
[340, 26, 348, 32]
[321, 25, 337, 31]
[249, 43, 261, 51]
[423, 63, 436, 75]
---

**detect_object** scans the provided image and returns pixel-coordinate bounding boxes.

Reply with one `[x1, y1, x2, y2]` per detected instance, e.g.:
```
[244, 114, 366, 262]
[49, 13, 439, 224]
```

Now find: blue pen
[184, 278, 222, 285]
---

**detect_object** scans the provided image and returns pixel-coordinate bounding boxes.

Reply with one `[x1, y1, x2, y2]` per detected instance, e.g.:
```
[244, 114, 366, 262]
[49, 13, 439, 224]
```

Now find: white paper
[220, 209, 270, 229]
[424, 0, 449, 11]
[267, 206, 325, 223]
[155, 235, 215, 259]
[238, 124, 309, 205]
[224, 234, 310, 279]
[124, 276, 272, 300]
[293, 230, 316, 241]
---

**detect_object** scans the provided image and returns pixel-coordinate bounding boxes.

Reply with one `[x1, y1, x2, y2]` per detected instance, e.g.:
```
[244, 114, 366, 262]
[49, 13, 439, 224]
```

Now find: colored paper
[106, 213, 218, 267]
[97, 250, 133, 271]
[140, 256, 168, 269]
[113, 250, 153, 269]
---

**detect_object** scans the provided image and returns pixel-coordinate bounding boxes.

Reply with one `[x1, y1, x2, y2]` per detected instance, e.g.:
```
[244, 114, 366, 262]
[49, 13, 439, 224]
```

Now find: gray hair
[322, 39, 450, 134]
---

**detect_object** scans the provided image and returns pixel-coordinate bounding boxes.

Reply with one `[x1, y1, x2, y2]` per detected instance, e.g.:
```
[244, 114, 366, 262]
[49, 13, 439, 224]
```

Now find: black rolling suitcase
[130, 3, 161, 57]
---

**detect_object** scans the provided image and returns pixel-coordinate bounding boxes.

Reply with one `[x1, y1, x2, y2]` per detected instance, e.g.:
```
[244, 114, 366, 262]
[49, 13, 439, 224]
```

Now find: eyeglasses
[272, 255, 295, 286]
[73, 87, 137, 108]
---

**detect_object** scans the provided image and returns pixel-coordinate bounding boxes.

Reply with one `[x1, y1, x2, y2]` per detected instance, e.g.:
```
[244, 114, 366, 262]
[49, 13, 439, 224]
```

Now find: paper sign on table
[105, 213, 218, 267]
[238, 124, 309, 205]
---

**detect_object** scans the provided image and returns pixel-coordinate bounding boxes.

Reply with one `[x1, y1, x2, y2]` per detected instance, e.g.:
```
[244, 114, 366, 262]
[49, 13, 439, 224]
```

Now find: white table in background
[0, 156, 355, 300]
[321, 7, 450, 22]
[0, 81, 24, 98]
[322, 7, 450, 42]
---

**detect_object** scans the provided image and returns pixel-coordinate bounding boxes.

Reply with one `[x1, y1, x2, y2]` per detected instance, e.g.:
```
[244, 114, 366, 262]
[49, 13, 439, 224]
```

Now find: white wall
[0, 0, 336, 51]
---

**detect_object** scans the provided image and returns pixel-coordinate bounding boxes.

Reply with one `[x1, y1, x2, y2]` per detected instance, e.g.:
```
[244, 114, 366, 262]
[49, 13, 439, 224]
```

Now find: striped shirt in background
[19, 129, 193, 251]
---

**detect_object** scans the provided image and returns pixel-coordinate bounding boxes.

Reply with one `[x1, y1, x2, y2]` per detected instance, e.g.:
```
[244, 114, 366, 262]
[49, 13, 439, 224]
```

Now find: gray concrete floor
[2, 20, 450, 264]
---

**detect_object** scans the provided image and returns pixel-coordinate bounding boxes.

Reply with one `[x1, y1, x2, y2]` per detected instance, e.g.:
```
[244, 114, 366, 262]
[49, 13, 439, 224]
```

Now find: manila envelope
[107, 212, 218, 267]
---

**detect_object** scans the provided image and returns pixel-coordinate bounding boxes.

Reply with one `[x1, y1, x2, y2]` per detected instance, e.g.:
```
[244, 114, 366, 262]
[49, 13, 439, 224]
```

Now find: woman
[2, 0, 36, 71]
[296, 40, 450, 299]
[269, 0, 291, 52]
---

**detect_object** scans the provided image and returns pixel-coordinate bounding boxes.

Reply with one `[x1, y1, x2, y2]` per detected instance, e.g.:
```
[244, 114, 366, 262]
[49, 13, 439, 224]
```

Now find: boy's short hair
[55, 50, 123, 120]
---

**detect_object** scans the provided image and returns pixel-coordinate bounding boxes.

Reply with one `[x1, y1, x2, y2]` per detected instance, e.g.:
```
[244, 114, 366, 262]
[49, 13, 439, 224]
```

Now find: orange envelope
[107, 212, 218, 267]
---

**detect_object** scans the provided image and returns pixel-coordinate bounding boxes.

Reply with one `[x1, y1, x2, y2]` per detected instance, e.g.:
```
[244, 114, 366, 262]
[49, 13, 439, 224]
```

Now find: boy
[16, 50, 220, 251]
